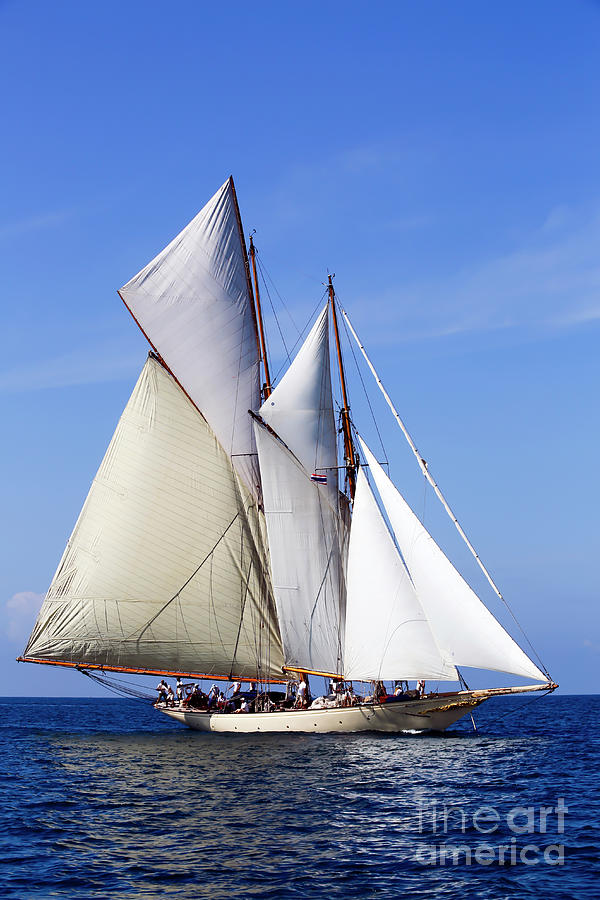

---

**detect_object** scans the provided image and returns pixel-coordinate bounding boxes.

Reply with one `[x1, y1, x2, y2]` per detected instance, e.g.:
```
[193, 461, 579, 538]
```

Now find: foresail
[119, 178, 260, 494]
[254, 421, 345, 676]
[360, 441, 547, 682]
[344, 468, 456, 682]
[259, 305, 338, 499]
[23, 356, 283, 679]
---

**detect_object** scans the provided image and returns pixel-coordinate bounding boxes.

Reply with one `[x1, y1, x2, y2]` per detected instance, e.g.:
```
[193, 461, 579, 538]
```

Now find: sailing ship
[19, 178, 557, 733]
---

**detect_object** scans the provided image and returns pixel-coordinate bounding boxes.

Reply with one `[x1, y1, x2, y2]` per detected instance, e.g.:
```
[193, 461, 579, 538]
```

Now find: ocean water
[1, 694, 598, 899]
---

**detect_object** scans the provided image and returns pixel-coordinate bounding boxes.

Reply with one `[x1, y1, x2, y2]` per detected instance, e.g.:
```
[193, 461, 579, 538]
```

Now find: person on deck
[176, 678, 183, 703]
[374, 681, 387, 702]
[231, 681, 242, 697]
[295, 677, 309, 709]
[207, 684, 219, 709]
[155, 680, 168, 704]
[394, 681, 409, 697]
[166, 685, 175, 707]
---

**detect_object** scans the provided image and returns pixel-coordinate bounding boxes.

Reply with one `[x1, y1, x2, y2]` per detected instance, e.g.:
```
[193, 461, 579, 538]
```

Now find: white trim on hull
[158, 683, 556, 734]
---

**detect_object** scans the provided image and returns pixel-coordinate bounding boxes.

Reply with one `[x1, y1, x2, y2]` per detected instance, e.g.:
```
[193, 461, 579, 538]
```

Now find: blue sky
[2, 1, 598, 695]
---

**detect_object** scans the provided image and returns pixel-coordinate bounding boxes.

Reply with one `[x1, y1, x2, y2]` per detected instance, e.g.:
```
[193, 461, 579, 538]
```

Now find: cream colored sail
[360, 440, 547, 681]
[344, 467, 456, 682]
[119, 178, 260, 494]
[24, 356, 283, 679]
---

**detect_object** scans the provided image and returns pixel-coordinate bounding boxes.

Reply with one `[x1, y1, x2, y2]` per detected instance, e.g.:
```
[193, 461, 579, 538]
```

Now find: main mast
[328, 274, 356, 499]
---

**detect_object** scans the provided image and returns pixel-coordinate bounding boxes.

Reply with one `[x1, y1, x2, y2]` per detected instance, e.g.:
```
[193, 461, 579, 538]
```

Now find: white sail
[360, 441, 547, 682]
[254, 422, 345, 676]
[344, 467, 456, 682]
[119, 178, 260, 494]
[24, 356, 283, 679]
[259, 305, 338, 497]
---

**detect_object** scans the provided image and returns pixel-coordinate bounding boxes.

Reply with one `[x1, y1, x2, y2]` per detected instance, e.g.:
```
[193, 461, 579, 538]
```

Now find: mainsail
[344, 467, 456, 682]
[360, 440, 547, 682]
[255, 307, 346, 675]
[24, 356, 283, 679]
[119, 177, 261, 495]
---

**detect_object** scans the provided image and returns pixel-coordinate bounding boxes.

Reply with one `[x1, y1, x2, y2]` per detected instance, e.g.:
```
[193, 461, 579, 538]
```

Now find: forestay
[24, 356, 283, 679]
[344, 467, 456, 682]
[360, 441, 547, 682]
[119, 178, 260, 495]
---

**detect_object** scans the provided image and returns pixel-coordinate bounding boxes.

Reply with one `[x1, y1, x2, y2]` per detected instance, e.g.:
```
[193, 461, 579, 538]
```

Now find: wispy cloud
[0, 337, 143, 393]
[0, 210, 73, 241]
[259, 140, 433, 232]
[3, 591, 44, 643]
[350, 203, 600, 344]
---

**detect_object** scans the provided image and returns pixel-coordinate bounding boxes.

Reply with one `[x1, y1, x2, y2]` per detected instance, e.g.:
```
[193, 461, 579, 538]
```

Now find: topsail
[119, 178, 261, 495]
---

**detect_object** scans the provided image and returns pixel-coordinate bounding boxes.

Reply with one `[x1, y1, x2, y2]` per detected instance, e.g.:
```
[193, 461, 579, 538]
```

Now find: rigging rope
[255, 254, 302, 337]
[336, 292, 389, 471]
[133, 511, 242, 641]
[478, 687, 555, 728]
[256, 254, 291, 366]
[271, 290, 329, 384]
[79, 668, 155, 701]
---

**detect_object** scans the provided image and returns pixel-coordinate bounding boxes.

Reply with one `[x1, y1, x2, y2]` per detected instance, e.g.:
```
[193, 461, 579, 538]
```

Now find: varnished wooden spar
[283, 665, 340, 679]
[328, 274, 356, 498]
[249, 234, 272, 400]
[16, 656, 288, 684]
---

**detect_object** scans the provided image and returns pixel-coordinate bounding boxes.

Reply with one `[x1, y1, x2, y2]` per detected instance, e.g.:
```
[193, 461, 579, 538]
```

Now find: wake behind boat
[19, 178, 557, 732]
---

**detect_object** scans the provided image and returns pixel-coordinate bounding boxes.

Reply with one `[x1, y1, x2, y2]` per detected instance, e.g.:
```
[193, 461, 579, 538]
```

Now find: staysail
[119, 178, 260, 495]
[344, 467, 456, 681]
[254, 307, 346, 675]
[360, 440, 547, 681]
[24, 356, 283, 679]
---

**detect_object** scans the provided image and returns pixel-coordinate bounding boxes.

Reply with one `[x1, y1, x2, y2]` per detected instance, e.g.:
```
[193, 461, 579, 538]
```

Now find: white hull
[158, 683, 555, 734]
[160, 699, 470, 733]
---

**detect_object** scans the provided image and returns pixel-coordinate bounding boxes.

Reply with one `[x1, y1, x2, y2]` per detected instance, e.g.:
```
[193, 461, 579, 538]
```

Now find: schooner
[19, 178, 557, 733]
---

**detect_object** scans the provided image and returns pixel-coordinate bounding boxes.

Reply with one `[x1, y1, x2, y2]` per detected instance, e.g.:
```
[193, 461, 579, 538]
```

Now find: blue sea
[1, 694, 598, 899]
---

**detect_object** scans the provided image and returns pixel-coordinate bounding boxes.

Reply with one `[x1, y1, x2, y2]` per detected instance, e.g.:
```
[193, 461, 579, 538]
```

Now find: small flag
[311, 473, 327, 484]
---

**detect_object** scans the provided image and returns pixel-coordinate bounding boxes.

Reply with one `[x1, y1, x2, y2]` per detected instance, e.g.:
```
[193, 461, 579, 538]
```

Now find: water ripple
[0, 695, 598, 898]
